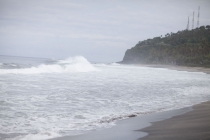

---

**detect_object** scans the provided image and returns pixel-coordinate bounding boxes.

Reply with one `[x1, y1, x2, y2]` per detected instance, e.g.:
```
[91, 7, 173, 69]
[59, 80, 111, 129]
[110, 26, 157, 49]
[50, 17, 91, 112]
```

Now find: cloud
[0, 0, 210, 62]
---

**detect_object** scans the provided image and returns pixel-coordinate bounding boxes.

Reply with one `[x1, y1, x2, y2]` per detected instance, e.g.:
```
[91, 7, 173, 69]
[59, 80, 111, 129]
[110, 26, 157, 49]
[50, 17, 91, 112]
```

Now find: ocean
[0, 55, 210, 140]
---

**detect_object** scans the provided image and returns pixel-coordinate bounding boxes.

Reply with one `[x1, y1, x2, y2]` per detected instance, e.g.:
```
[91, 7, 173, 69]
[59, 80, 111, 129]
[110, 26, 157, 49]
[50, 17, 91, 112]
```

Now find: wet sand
[139, 101, 210, 140]
[49, 101, 209, 140]
[50, 106, 193, 140]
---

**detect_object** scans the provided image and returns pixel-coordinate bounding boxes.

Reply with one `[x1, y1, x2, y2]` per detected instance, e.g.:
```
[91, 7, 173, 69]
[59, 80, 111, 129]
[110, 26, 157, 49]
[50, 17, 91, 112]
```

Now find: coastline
[49, 101, 209, 140]
[139, 100, 210, 140]
[48, 65, 210, 140]
[50, 104, 193, 140]
[137, 64, 210, 139]
[130, 64, 210, 74]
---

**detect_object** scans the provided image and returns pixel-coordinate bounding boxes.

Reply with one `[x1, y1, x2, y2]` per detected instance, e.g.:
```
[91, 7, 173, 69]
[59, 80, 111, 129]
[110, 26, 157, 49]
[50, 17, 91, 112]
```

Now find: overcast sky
[0, 0, 210, 62]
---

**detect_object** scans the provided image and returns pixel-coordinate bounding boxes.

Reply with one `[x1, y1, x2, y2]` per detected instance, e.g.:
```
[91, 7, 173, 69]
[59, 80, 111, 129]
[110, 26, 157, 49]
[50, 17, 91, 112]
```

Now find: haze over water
[0, 55, 210, 140]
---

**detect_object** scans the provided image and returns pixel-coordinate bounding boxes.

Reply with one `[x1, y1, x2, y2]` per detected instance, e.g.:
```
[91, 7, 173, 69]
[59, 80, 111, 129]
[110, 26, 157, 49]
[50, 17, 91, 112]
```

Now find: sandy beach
[140, 101, 210, 140]
[49, 105, 191, 140]
[49, 101, 210, 140]
[52, 101, 210, 140]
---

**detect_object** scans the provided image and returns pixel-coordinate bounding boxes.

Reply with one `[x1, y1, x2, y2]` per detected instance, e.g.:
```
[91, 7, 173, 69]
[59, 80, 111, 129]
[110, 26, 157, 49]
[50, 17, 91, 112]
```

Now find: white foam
[1, 63, 210, 140]
[0, 56, 98, 74]
[10, 64, 17, 67]
[5, 132, 60, 140]
[58, 56, 88, 64]
[110, 62, 120, 66]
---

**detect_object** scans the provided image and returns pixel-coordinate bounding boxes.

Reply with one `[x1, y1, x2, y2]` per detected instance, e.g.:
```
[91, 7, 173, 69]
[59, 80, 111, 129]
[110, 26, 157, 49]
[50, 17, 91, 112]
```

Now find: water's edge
[49, 104, 194, 140]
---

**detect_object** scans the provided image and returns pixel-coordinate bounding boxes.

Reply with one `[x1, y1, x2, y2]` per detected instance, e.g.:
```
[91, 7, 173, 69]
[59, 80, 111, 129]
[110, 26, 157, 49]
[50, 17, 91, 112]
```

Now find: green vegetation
[121, 25, 210, 67]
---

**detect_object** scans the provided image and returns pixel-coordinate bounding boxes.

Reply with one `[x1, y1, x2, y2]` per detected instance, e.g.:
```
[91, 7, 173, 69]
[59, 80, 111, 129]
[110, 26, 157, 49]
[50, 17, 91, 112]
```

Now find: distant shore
[151, 65, 210, 74]
[124, 64, 210, 74]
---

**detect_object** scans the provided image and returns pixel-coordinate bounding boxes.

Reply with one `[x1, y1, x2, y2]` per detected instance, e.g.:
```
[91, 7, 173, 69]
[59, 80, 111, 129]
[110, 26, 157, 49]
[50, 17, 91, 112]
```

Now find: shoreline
[48, 65, 210, 140]
[148, 65, 210, 74]
[117, 62, 210, 74]
[49, 101, 209, 140]
[127, 64, 210, 74]
[49, 104, 194, 140]
[139, 100, 210, 140]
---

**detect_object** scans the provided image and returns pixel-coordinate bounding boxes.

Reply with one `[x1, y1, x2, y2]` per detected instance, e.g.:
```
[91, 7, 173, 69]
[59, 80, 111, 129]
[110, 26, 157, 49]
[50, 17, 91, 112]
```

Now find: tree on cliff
[121, 25, 210, 67]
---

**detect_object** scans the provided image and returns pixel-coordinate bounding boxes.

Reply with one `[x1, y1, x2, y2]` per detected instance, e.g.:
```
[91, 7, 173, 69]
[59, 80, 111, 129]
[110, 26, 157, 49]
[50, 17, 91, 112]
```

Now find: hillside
[121, 25, 210, 67]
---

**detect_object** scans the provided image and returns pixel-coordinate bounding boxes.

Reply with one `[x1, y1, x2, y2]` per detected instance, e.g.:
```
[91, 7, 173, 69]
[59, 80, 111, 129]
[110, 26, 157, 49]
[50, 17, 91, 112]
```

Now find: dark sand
[50, 106, 192, 140]
[139, 101, 210, 140]
[49, 101, 209, 140]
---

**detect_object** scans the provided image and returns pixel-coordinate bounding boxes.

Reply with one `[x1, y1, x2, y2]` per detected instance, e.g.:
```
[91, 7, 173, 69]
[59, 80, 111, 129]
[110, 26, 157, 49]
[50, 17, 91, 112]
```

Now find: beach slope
[139, 101, 210, 140]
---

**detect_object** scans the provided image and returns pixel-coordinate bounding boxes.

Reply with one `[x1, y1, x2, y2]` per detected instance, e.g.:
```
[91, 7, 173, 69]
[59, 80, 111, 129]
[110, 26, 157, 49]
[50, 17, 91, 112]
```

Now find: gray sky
[0, 0, 210, 62]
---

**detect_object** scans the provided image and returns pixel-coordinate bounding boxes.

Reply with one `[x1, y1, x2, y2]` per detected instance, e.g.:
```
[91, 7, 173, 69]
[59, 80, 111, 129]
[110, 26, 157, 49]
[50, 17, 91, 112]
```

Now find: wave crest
[0, 56, 98, 74]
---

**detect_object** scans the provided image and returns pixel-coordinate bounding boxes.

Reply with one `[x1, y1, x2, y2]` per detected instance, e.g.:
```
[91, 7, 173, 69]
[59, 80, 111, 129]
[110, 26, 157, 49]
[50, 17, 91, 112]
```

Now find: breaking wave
[0, 56, 98, 74]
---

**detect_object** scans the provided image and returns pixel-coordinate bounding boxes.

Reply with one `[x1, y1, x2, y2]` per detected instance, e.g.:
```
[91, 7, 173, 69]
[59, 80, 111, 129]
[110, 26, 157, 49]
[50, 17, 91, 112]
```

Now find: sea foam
[1, 55, 210, 140]
[0, 56, 98, 74]
[4, 132, 60, 140]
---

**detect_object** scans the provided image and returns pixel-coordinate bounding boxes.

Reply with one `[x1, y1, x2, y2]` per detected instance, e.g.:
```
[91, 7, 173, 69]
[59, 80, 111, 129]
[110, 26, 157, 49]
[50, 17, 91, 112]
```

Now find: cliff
[121, 25, 210, 67]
